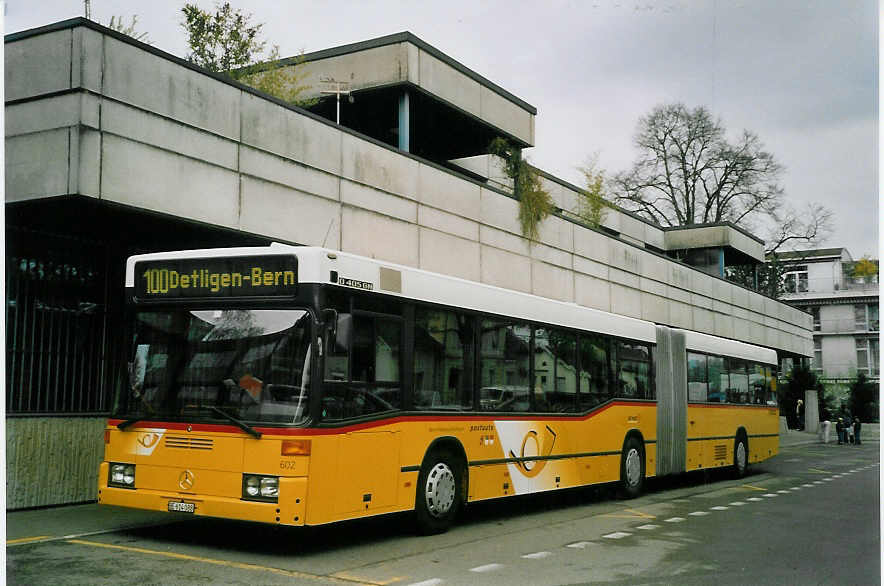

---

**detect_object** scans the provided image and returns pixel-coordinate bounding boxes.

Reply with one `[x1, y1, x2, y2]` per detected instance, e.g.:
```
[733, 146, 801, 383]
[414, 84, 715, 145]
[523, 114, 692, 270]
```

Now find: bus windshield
[116, 309, 314, 426]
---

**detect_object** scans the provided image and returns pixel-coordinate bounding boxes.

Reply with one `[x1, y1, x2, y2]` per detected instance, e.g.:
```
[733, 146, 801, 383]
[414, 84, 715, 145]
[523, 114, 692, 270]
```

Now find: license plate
[167, 501, 195, 513]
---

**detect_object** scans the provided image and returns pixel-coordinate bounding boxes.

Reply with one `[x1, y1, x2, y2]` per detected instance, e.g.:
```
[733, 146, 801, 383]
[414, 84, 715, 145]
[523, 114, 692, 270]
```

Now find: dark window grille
[6, 229, 114, 414]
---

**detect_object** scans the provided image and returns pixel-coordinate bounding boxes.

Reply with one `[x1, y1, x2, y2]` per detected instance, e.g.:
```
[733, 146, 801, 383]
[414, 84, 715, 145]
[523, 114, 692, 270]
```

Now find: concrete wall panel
[479, 85, 534, 145]
[78, 127, 101, 197]
[531, 242, 572, 270]
[417, 163, 481, 219]
[101, 135, 239, 228]
[341, 207, 419, 267]
[76, 27, 105, 93]
[6, 129, 70, 201]
[102, 101, 239, 170]
[341, 180, 417, 223]
[670, 301, 693, 328]
[575, 273, 611, 311]
[5, 30, 72, 102]
[641, 292, 669, 323]
[714, 313, 734, 338]
[420, 228, 480, 282]
[341, 134, 419, 199]
[532, 260, 574, 302]
[240, 146, 339, 202]
[103, 37, 241, 140]
[610, 283, 642, 319]
[418, 49, 482, 115]
[5, 94, 82, 137]
[239, 176, 340, 247]
[480, 245, 531, 293]
[693, 307, 715, 334]
[537, 215, 574, 253]
[240, 93, 343, 176]
[573, 227, 611, 265]
[7, 418, 106, 509]
[297, 44, 408, 98]
[418, 205, 479, 241]
[480, 188, 521, 235]
[573, 255, 609, 280]
[479, 225, 530, 257]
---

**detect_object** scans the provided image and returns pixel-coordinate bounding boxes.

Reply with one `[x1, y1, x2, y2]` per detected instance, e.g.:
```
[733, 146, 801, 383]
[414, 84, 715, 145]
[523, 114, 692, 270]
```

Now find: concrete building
[5, 19, 812, 509]
[775, 248, 879, 398]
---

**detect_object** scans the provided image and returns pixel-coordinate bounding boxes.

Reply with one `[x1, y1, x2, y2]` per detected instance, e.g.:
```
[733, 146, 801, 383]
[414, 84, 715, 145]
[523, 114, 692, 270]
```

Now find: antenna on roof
[319, 77, 351, 125]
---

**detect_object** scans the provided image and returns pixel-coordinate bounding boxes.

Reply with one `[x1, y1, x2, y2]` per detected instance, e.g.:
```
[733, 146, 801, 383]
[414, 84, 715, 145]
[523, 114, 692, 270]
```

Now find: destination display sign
[134, 255, 298, 300]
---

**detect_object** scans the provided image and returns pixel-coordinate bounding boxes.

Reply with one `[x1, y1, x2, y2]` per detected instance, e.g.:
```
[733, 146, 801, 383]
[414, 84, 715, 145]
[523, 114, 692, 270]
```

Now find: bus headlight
[242, 474, 278, 502]
[109, 463, 136, 489]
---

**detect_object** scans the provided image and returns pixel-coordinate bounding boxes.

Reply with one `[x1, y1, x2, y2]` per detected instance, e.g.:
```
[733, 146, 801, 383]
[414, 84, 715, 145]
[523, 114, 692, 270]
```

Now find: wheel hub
[625, 447, 642, 486]
[425, 462, 456, 518]
[736, 442, 747, 472]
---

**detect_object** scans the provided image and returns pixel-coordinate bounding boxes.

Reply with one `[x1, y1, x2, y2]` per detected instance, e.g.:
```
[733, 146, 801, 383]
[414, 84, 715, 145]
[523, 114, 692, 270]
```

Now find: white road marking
[470, 563, 504, 573]
[602, 532, 632, 540]
[813, 481, 823, 485]
[763, 494, 778, 498]
[665, 517, 686, 523]
[729, 501, 747, 506]
[747, 497, 763, 502]
[672, 499, 691, 503]
[777, 490, 790, 494]
[710, 506, 729, 511]
[802, 484, 814, 487]
[566, 541, 593, 549]
[688, 511, 710, 516]
[521, 552, 552, 560]
[636, 524, 660, 530]
[409, 579, 444, 586]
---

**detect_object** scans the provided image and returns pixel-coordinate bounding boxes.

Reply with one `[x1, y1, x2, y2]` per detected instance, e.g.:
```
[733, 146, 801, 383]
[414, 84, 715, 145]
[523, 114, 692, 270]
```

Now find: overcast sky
[6, 0, 879, 257]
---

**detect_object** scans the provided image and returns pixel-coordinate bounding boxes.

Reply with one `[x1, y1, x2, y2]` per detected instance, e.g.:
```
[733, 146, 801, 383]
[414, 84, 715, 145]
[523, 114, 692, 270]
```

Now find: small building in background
[773, 248, 879, 406]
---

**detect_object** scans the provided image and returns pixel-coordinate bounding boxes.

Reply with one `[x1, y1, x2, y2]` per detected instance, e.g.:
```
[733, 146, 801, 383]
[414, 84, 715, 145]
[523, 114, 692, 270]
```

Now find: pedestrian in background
[836, 417, 844, 444]
[854, 417, 862, 445]
[844, 414, 854, 444]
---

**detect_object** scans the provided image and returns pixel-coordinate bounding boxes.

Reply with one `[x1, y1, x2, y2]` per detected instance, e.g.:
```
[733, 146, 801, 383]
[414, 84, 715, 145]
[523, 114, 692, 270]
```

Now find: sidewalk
[6, 503, 179, 546]
[780, 422, 880, 448]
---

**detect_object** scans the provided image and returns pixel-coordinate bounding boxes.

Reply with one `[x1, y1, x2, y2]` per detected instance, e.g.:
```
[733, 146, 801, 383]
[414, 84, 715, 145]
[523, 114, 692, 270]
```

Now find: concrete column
[804, 389, 819, 433]
[398, 90, 410, 152]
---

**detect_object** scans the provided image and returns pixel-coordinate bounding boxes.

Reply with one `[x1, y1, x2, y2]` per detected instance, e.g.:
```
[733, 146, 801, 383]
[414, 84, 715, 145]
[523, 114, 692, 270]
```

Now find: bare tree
[612, 103, 785, 227]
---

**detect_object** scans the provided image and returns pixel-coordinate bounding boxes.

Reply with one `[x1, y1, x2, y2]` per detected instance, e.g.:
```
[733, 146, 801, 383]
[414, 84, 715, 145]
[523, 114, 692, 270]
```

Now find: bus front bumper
[98, 475, 308, 526]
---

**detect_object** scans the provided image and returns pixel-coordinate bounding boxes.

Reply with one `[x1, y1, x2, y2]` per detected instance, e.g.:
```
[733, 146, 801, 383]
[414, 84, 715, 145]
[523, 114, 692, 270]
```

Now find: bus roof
[124, 244, 774, 356]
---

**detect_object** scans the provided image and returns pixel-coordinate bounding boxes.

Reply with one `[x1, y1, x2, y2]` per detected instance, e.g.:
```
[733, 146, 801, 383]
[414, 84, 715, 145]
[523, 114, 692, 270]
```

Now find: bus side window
[535, 327, 577, 413]
[614, 341, 651, 399]
[579, 334, 611, 410]
[413, 306, 473, 411]
[687, 352, 708, 402]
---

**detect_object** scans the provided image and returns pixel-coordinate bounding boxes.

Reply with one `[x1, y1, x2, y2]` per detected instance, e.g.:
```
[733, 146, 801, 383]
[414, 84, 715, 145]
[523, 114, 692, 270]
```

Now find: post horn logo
[138, 432, 160, 448]
[178, 469, 195, 490]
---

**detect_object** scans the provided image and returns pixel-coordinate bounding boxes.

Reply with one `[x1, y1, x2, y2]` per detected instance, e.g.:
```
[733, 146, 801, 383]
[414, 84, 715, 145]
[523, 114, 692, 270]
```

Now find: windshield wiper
[207, 406, 262, 439]
[117, 418, 143, 431]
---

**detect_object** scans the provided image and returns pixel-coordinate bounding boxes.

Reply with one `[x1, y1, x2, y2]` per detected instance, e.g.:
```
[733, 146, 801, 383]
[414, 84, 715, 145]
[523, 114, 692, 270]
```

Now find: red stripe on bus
[106, 401, 657, 436]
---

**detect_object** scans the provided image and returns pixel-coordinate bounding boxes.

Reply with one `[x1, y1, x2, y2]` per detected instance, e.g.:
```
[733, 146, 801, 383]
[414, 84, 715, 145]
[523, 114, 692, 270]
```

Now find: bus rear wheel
[619, 436, 645, 498]
[415, 449, 462, 535]
[733, 436, 749, 478]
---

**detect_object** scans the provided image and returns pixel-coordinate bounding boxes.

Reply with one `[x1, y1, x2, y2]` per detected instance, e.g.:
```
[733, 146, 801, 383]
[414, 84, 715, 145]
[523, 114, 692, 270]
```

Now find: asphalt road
[7, 441, 880, 585]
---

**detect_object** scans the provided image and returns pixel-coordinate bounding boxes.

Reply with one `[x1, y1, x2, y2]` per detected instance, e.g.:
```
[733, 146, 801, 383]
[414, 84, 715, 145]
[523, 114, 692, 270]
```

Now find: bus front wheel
[415, 449, 462, 535]
[619, 436, 645, 498]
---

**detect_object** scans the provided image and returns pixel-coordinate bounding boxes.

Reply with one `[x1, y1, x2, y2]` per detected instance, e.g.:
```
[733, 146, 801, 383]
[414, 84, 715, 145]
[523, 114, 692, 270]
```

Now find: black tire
[414, 449, 462, 535]
[619, 436, 645, 499]
[733, 436, 749, 479]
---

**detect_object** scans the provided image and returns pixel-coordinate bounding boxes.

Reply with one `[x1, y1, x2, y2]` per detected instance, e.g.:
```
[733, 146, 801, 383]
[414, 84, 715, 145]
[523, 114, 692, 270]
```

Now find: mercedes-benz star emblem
[178, 469, 195, 490]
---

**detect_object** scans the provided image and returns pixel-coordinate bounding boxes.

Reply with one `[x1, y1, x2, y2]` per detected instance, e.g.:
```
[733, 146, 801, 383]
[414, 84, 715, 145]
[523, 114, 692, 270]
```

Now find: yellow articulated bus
[100, 245, 779, 533]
